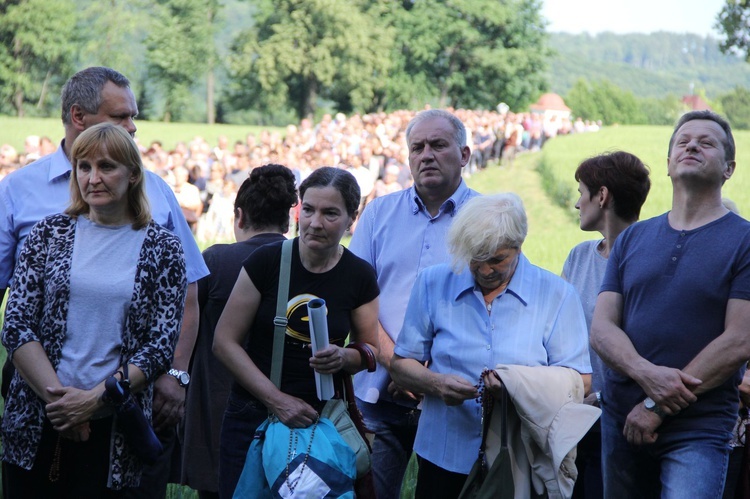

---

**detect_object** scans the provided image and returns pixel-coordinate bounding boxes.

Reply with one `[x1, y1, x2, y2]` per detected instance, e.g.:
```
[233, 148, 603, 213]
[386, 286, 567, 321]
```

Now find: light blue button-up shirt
[394, 253, 591, 474]
[0, 144, 208, 287]
[349, 181, 479, 404]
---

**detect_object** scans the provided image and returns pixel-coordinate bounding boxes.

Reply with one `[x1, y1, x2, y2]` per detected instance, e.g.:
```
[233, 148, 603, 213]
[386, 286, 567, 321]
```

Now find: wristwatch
[168, 368, 191, 387]
[643, 397, 666, 418]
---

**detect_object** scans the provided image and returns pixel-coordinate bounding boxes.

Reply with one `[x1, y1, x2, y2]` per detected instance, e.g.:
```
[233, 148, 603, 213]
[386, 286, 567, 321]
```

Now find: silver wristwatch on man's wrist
[168, 368, 191, 387]
[643, 397, 666, 418]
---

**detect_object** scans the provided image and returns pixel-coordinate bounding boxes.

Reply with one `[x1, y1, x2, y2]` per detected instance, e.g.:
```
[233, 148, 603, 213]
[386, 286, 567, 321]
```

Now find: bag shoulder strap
[270, 238, 294, 389]
[478, 382, 508, 467]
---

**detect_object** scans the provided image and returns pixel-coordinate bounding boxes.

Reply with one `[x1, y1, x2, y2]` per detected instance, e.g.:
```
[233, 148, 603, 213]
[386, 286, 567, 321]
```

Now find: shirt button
[425, 244, 430, 249]
[486, 345, 491, 350]
[672, 257, 677, 261]
[676, 245, 681, 248]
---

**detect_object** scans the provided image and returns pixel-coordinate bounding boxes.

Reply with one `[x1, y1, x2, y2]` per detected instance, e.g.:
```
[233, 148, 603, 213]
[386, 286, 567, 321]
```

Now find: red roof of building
[681, 95, 712, 111]
[529, 93, 571, 112]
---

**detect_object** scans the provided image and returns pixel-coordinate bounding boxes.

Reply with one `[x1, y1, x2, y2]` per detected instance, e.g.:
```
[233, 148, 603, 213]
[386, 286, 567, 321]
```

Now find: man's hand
[583, 392, 600, 407]
[152, 374, 185, 433]
[739, 369, 750, 407]
[637, 365, 701, 415]
[436, 374, 479, 406]
[623, 402, 662, 446]
[387, 380, 422, 403]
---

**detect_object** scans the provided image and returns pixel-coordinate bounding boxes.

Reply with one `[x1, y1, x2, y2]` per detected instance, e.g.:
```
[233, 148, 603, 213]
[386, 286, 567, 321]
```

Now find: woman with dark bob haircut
[562, 150, 651, 499]
[214, 166, 380, 498]
[2, 122, 187, 496]
[182, 164, 298, 497]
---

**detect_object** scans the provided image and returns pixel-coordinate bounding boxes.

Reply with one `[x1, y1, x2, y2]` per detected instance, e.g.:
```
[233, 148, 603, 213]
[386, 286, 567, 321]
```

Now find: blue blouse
[394, 253, 591, 473]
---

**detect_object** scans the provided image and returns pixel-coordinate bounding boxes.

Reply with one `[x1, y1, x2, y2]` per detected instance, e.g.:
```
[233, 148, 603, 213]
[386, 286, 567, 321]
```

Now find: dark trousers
[4, 417, 126, 499]
[572, 425, 603, 499]
[415, 455, 468, 499]
[120, 426, 178, 499]
[218, 396, 269, 499]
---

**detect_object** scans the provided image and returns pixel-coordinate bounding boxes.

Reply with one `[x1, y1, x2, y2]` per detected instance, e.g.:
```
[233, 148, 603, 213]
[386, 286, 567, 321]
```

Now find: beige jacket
[485, 365, 601, 499]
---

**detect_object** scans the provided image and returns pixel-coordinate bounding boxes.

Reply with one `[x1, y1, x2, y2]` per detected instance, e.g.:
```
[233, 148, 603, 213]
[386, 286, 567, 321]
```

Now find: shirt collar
[453, 252, 531, 307]
[410, 179, 470, 217]
[48, 141, 72, 182]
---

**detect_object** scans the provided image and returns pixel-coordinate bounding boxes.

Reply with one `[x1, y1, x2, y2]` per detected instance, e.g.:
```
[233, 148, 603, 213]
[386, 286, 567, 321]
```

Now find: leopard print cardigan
[1, 214, 187, 489]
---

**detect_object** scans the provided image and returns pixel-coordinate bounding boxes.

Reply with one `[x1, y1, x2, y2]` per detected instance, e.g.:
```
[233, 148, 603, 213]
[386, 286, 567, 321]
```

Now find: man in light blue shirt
[0, 67, 208, 499]
[349, 109, 479, 498]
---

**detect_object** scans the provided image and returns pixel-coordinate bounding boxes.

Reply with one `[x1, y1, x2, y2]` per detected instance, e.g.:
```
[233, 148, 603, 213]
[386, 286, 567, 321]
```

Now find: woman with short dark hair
[563, 150, 651, 499]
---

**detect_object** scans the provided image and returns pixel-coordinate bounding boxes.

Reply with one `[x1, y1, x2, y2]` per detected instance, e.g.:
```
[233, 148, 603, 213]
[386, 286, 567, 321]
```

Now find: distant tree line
[2, 0, 749, 130]
[548, 28, 750, 129]
[0, 0, 549, 124]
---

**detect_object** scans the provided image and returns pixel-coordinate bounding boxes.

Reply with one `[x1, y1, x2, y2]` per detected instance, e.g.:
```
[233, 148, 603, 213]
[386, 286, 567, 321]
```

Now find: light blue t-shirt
[0, 144, 208, 288]
[563, 238, 608, 392]
[348, 181, 479, 404]
[57, 217, 147, 389]
[394, 253, 591, 474]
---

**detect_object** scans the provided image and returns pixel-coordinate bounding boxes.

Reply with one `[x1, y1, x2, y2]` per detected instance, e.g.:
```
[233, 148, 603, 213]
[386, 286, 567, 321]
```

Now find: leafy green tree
[144, 0, 218, 122]
[719, 86, 750, 129]
[76, 0, 150, 81]
[383, 0, 549, 111]
[565, 79, 600, 122]
[716, 0, 750, 61]
[0, 0, 77, 116]
[547, 32, 750, 100]
[227, 0, 392, 120]
[565, 79, 646, 125]
[639, 95, 683, 126]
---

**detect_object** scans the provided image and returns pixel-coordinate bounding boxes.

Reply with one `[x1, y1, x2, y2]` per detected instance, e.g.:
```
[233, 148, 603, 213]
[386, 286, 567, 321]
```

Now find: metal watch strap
[644, 397, 666, 418]
[168, 368, 189, 386]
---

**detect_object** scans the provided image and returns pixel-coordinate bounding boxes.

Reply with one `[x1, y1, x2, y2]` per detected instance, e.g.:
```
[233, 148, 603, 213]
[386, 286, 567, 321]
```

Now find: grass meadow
[537, 125, 750, 224]
[0, 119, 748, 498]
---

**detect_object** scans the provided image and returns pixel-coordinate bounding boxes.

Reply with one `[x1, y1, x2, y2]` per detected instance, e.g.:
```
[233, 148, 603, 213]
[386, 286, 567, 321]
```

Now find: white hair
[448, 193, 528, 271]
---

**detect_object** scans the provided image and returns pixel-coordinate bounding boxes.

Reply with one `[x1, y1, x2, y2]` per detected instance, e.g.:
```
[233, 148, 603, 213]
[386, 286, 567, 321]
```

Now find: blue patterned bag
[233, 416, 356, 499]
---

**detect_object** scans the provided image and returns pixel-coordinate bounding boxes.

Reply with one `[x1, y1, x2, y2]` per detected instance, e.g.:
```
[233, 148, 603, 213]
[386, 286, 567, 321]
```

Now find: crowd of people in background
[2, 64, 748, 499]
[0, 109, 601, 243]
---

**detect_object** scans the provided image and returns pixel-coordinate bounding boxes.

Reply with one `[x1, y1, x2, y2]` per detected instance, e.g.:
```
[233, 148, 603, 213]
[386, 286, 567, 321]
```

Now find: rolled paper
[307, 298, 335, 400]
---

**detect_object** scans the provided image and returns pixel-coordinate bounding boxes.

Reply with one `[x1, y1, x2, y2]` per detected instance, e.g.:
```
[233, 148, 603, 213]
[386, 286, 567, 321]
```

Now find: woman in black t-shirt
[214, 166, 380, 499]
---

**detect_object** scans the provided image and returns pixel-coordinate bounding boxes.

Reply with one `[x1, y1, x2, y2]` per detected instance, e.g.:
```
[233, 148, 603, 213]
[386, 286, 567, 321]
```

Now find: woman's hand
[45, 386, 102, 432]
[60, 422, 92, 442]
[483, 370, 504, 398]
[309, 345, 349, 374]
[269, 392, 320, 428]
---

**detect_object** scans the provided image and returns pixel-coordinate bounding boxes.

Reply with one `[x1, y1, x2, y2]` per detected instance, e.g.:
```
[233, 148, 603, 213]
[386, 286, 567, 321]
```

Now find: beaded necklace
[284, 416, 320, 494]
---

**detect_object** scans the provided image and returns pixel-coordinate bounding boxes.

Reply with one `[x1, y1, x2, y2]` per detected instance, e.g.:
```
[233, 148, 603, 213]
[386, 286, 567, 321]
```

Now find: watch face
[179, 372, 190, 385]
[644, 398, 656, 410]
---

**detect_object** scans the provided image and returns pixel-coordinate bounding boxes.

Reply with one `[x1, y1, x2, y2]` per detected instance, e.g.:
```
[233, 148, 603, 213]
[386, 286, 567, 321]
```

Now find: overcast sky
[542, 0, 726, 37]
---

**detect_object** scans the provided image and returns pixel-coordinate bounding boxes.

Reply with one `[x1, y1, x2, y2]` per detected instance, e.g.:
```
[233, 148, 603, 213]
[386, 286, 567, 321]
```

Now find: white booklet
[307, 298, 335, 400]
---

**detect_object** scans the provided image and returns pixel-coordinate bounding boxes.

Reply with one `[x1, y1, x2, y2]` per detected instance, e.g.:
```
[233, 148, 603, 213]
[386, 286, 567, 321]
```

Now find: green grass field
[0, 120, 747, 498]
[538, 126, 750, 221]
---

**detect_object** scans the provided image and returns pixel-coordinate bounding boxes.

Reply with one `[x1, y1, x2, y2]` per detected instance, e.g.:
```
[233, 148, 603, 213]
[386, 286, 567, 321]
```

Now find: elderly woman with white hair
[390, 193, 592, 498]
